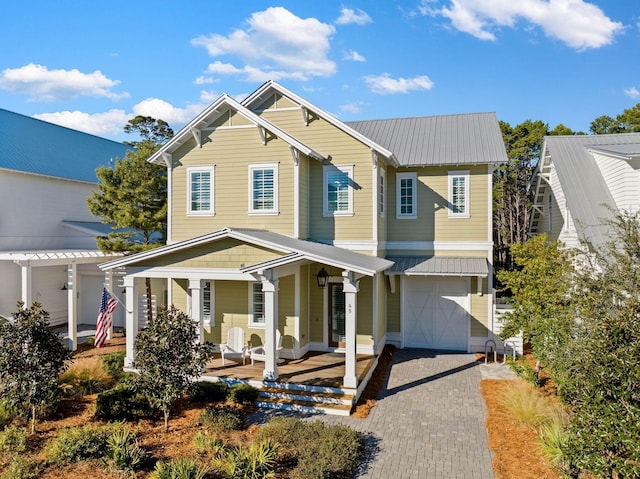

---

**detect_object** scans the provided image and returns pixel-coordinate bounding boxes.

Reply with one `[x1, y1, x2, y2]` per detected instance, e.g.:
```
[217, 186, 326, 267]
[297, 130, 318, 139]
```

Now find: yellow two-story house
[101, 81, 506, 404]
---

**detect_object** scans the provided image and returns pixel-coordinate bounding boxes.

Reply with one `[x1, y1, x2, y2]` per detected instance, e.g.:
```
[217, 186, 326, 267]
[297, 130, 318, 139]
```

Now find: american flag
[95, 288, 118, 348]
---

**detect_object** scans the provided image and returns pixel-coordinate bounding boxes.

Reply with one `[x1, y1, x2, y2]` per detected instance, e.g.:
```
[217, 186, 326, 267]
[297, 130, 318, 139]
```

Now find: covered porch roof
[100, 227, 393, 276]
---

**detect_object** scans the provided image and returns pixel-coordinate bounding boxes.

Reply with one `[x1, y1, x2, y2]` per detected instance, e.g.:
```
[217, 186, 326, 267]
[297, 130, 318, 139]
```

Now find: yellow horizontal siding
[470, 277, 489, 337]
[386, 277, 401, 333]
[170, 127, 296, 242]
[387, 165, 489, 243]
[136, 238, 284, 269]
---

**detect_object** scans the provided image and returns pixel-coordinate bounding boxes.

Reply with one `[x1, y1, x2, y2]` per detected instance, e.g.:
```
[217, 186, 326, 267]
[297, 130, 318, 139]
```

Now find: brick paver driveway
[250, 349, 495, 478]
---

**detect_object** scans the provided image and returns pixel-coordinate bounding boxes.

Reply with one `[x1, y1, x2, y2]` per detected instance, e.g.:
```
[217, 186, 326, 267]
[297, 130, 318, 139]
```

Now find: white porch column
[124, 276, 141, 368]
[342, 271, 359, 389]
[188, 278, 204, 344]
[261, 277, 279, 381]
[67, 262, 78, 351]
[20, 263, 32, 306]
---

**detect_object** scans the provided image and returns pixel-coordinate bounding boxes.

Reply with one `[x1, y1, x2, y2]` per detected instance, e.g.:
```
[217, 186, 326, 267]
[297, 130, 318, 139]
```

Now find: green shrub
[199, 405, 245, 433]
[0, 426, 26, 456]
[148, 457, 208, 479]
[101, 351, 126, 381]
[228, 383, 259, 405]
[213, 438, 278, 479]
[193, 431, 226, 457]
[507, 357, 539, 387]
[107, 426, 146, 473]
[45, 423, 116, 464]
[95, 384, 152, 421]
[189, 381, 229, 403]
[0, 400, 17, 429]
[257, 418, 361, 479]
[0, 457, 42, 479]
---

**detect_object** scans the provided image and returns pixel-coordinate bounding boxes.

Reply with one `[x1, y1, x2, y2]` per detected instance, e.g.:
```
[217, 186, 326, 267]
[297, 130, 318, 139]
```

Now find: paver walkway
[250, 349, 497, 479]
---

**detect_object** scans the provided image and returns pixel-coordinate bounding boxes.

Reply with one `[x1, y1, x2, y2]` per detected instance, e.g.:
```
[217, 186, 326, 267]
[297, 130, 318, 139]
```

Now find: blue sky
[1, 1, 638, 142]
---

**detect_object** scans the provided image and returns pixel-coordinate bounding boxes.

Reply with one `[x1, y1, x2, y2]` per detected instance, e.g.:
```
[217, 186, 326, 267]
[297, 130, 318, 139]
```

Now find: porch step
[257, 387, 355, 416]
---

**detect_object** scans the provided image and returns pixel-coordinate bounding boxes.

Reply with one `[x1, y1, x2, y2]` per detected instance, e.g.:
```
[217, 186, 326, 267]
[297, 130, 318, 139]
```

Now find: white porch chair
[220, 327, 248, 365]
[249, 329, 283, 366]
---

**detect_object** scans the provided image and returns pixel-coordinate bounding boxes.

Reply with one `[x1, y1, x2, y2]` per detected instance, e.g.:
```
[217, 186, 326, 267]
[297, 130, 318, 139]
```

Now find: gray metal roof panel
[587, 143, 640, 159]
[0, 109, 133, 182]
[346, 112, 507, 167]
[544, 133, 640, 248]
[386, 256, 488, 276]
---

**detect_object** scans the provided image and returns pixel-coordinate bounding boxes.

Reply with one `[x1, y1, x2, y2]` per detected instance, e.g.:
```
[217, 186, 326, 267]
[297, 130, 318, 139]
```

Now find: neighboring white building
[0, 108, 132, 349]
[530, 133, 640, 249]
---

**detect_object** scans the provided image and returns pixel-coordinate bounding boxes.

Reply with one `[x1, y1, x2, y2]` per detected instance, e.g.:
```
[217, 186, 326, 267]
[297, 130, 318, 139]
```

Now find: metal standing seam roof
[386, 256, 489, 276]
[0, 108, 133, 183]
[346, 112, 508, 167]
[542, 133, 640, 249]
[100, 227, 393, 275]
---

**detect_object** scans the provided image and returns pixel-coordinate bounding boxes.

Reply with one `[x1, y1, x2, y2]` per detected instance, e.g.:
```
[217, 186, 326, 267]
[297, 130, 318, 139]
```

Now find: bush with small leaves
[95, 384, 153, 422]
[228, 383, 259, 405]
[199, 405, 245, 433]
[1, 456, 42, 479]
[0, 426, 26, 457]
[189, 381, 229, 404]
[100, 351, 127, 382]
[148, 457, 209, 479]
[0, 400, 17, 429]
[45, 423, 117, 464]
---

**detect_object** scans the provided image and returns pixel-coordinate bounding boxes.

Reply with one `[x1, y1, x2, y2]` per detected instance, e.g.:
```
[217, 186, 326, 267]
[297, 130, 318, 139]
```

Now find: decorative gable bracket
[257, 126, 277, 146]
[190, 127, 202, 148]
[160, 153, 172, 169]
[301, 106, 318, 126]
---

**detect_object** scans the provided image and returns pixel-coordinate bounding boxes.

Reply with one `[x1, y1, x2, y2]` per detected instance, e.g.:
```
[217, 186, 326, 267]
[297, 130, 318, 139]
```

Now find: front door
[328, 283, 346, 348]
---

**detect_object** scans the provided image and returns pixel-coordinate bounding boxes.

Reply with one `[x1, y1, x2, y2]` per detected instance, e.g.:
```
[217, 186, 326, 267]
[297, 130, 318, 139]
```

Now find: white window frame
[248, 162, 279, 215]
[203, 281, 214, 327]
[379, 168, 386, 217]
[187, 166, 215, 215]
[248, 282, 265, 328]
[448, 170, 470, 218]
[323, 165, 354, 216]
[396, 172, 417, 219]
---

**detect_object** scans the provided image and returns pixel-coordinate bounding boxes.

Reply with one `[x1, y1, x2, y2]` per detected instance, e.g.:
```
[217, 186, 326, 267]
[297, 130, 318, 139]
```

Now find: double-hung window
[187, 166, 215, 215]
[396, 172, 417, 219]
[448, 171, 470, 218]
[379, 169, 386, 216]
[323, 165, 354, 216]
[249, 163, 278, 214]
[249, 283, 265, 327]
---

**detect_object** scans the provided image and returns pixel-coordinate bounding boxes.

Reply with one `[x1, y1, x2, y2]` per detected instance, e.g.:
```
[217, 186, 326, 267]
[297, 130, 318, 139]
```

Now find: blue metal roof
[0, 108, 133, 182]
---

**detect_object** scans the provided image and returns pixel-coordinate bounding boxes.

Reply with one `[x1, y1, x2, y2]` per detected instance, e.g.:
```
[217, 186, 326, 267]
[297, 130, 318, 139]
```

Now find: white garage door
[403, 276, 469, 350]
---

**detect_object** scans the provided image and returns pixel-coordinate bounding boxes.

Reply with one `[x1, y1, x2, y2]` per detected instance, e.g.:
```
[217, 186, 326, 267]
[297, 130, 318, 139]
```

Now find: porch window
[188, 166, 215, 215]
[323, 165, 354, 216]
[448, 171, 469, 217]
[249, 163, 278, 214]
[396, 172, 417, 219]
[249, 282, 265, 327]
[203, 281, 213, 326]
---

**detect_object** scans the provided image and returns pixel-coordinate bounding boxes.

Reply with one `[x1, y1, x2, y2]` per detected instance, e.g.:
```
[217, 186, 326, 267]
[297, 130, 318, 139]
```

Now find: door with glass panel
[328, 283, 346, 348]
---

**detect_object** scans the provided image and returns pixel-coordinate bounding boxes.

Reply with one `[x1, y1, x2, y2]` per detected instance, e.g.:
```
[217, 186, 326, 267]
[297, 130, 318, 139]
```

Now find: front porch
[200, 350, 379, 415]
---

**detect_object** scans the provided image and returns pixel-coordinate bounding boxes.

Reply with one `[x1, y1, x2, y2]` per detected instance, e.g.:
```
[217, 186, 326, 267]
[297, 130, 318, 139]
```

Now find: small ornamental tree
[134, 306, 208, 432]
[0, 302, 71, 433]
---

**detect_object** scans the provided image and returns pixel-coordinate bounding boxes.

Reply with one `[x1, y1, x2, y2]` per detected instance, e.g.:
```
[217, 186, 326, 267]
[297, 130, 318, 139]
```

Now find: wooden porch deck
[202, 351, 377, 390]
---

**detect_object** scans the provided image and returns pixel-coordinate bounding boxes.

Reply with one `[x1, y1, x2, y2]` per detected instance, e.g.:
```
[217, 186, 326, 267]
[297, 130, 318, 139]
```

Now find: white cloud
[34, 109, 130, 136]
[625, 87, 640, 99]
[343, 50, 366, 62]
[420, 0, 624, 50]
[0, 63, 129, 101]
[191, 7, 336, 82]
[340, 102, 365, 114]
[336, 8, 373, 25]
[364, 73, 434, 94]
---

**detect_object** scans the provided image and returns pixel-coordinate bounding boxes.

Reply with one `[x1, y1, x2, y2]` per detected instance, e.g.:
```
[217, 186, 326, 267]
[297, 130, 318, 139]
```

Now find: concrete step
[260, 386, 354, 406]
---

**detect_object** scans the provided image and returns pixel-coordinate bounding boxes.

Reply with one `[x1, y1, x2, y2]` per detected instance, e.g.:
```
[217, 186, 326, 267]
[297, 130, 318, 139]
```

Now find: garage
[402, 276, 470, 350]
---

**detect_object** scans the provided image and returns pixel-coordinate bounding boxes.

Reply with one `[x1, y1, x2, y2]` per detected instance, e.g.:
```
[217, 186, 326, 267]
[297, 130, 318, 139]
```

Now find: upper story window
[323, 165, 354, 216]
[379, 169, 386, 216]
[249, 282, 265, 327]
[396, 172, 417, 219]
[249, 163, 278, 214]
[188, 166, 215, 215]
[448, 171, 470, 218]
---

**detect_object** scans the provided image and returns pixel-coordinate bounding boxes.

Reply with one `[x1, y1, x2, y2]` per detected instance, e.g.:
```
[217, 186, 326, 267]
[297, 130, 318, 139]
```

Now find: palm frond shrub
[212, 438, 278, 479]
[148, 457, 209, 479]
